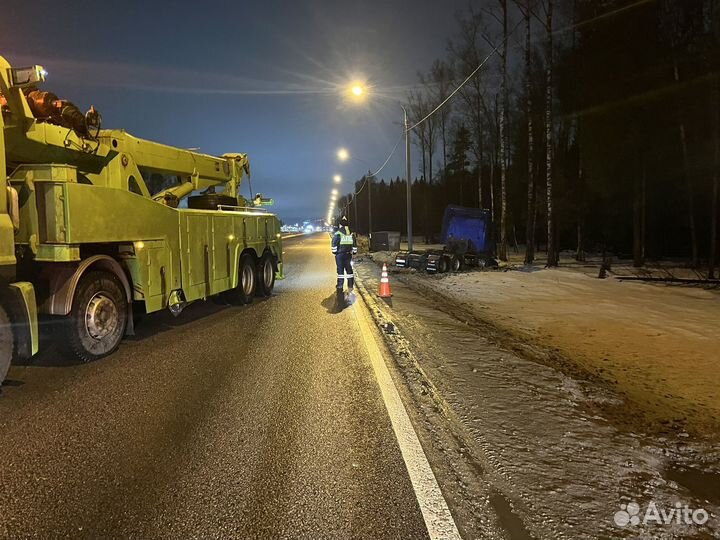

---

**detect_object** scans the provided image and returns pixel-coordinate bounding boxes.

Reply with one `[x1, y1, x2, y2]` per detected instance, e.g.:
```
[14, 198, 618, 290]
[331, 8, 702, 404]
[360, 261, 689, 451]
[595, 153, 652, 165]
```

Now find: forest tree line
[338, 0, 720, 274]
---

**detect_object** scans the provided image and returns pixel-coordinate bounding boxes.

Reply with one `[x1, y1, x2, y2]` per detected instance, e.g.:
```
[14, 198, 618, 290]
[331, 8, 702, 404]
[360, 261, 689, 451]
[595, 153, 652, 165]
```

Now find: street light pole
[353, 191, 358, 228]
[338, 88, 412, 249]
[367, 171, 372, 240]
[403, 106, 413, 251]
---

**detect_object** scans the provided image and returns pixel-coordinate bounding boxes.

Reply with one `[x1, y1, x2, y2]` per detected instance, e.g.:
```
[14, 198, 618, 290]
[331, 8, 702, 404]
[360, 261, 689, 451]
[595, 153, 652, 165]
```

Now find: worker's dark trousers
[335, 252, 354, 290]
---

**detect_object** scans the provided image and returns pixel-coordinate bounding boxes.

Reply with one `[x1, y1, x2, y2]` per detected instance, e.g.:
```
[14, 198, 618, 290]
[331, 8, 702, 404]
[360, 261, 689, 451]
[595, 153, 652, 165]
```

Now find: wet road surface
[0, 235, 431, 539]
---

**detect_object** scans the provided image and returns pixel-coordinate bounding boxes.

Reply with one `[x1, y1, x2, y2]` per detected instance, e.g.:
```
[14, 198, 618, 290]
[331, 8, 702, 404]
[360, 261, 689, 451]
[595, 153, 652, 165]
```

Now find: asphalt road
[0, 234, 430, 539]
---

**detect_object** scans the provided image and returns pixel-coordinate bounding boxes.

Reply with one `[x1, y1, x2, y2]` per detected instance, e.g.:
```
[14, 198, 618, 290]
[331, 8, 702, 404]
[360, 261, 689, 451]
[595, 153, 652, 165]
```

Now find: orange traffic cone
[379, 263, 392, 298]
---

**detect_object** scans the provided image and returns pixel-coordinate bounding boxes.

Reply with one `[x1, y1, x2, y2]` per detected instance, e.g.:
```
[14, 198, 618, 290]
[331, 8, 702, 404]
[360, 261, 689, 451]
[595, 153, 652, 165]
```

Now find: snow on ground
[369, 249, 720, 440]
[355, 254, 720, 538]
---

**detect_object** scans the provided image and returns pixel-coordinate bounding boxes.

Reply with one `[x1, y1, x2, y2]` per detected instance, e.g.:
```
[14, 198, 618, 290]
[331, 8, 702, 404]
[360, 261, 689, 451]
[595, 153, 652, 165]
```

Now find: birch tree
[451, 8, 492, 211]
[518, 0, 536, 264]
[543, 0, 557, 266]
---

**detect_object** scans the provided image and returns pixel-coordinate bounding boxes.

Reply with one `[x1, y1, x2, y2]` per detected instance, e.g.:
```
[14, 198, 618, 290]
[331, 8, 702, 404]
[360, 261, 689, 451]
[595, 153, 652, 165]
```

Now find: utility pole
[404, 106, 413, 251]
[367, 170, 373, 239]
[353, 191, 358, 229]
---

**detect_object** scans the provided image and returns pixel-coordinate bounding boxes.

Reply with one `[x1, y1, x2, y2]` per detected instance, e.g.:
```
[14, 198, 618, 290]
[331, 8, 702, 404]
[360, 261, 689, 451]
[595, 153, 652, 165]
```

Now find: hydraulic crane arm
[1, 54, 251, 205]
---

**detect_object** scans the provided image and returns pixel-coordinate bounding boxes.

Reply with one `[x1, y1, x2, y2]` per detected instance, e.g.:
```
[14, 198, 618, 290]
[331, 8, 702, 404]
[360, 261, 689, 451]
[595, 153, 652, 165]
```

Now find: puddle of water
[665, 465, 720, 506]
[489, 491, 535, 540]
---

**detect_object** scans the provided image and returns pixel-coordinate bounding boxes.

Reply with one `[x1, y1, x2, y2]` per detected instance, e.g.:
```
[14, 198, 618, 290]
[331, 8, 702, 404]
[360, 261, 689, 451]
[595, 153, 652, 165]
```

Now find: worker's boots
[334, 288, 345, 310]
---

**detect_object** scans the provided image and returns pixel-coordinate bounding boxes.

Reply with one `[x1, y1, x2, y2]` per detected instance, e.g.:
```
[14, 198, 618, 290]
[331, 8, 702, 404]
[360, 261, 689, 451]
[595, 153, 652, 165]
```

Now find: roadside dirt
[354, 257, 720, 539]
[367, 252, 720, 442]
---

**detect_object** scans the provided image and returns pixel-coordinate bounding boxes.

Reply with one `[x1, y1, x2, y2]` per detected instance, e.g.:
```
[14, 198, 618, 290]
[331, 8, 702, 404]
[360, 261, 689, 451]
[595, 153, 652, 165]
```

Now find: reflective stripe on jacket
[331, 226, 357, 254]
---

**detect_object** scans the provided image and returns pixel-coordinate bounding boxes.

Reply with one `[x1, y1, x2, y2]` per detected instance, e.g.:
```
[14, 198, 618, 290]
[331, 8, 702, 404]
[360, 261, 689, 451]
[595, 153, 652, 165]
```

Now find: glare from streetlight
[346, 81, 368, 103]
[331, 189, 338, 196]
[337, 148, 349, 162]
[333, 174, 342, 183]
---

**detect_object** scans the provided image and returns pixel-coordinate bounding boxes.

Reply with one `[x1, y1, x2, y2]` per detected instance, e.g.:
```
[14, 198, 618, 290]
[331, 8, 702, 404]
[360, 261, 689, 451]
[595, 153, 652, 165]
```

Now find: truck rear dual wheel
[223, 253, 257, 305]
[256, 254, 275, 297]
[61, 271, 128, 363]
[0, 304, 14, 385]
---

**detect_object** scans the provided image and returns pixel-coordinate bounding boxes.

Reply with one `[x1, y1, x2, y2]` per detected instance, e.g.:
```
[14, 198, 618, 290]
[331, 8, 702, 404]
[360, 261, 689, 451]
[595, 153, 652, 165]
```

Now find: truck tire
[223, 253, 257, 305]
[450, 255, 462, 272]
[437, 257, 449, 274]
[0, 304, 14, 385]
[61, 271, 128, 363]
[256, 254, 276, 297]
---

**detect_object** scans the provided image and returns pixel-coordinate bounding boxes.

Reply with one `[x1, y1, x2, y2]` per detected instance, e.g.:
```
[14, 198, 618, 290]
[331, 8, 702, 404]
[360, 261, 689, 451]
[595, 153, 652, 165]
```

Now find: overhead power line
[406, 0, 653, 132]
[406, 17, 524, 132]
[343, 133, 404, 203]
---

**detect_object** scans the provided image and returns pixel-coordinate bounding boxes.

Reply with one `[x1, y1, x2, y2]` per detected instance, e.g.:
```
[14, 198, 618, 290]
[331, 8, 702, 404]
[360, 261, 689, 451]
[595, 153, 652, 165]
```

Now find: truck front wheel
[0, 304, 14, 385]
[62, 271, 128, 363]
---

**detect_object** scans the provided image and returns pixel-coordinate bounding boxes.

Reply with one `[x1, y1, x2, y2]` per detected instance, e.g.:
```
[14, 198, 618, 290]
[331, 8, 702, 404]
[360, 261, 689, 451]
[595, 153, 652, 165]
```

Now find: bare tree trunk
[710, 76, 720, 279]
[641, 165, 646, 261]
[633, 161, 646, 267]
[545, 0, 557, 267]
[572, 0, 584, 263]
[477, 91, 484, 209]
[575, 130, 585, 262]
[498, 0, 509, 261]
[673, 57, 698, 267]
[477, 161, 483, 208]
[524, 2, 535, 265]
[490, 153, 496, 229]
[712, 180, 719, 278]
[679, 121, 697, 266]
[533, 168, 539, 253]
[441, 117, 448, 180]
[576, 222, 584, 261]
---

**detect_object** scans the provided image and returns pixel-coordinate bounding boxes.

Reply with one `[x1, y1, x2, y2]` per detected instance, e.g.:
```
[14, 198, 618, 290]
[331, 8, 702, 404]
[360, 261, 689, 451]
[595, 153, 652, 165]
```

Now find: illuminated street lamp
[341, 80, 414, 250]
[333, 174, 342, 184]
[344, 80, 368, 104]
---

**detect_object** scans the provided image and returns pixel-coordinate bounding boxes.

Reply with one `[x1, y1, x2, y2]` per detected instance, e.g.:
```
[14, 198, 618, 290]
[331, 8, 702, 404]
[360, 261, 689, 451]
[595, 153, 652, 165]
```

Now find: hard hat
[340, 216, 349, 226]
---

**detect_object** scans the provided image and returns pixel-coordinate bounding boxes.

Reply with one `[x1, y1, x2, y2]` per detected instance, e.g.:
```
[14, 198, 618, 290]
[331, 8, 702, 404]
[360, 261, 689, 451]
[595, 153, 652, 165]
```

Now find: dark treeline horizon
[338, 0, 720, 274]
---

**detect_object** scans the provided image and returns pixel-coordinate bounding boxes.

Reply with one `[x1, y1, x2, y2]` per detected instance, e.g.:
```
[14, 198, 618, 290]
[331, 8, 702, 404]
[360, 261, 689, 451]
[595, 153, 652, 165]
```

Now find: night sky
[1, 0, 470, 223]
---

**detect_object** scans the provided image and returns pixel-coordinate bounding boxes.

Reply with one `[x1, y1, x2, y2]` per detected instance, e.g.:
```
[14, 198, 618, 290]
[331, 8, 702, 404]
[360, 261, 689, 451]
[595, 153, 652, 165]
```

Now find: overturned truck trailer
[395, 205, 496, 273]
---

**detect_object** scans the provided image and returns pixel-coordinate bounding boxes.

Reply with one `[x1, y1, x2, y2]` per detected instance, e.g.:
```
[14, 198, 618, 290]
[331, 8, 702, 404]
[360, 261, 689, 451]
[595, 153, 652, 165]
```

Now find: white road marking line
[352, 299, 462, 540]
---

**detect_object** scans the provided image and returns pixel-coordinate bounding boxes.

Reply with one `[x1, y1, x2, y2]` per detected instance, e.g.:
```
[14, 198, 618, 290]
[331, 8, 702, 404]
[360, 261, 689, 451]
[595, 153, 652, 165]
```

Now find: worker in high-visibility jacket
[331, 216, 358, 291]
